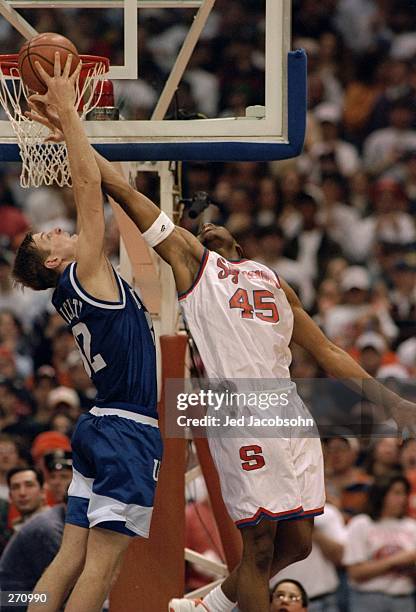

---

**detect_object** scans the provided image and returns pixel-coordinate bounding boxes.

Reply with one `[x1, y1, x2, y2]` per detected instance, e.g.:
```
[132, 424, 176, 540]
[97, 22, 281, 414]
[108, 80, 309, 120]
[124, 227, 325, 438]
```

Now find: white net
[0, 56, 108, 188]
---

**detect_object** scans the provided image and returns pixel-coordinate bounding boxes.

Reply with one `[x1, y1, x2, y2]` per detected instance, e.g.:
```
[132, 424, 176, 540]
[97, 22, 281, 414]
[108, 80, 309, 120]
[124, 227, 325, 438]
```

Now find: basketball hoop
[0, 54, 109, 188]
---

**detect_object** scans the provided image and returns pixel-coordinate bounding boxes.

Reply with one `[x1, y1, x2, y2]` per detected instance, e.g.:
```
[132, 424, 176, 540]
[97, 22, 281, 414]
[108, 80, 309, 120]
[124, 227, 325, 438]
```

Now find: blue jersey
[52, 262, 157, 419]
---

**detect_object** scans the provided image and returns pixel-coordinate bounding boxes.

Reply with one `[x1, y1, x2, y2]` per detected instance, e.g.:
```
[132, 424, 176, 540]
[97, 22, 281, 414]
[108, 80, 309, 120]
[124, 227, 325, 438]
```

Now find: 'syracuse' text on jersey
[52, 262, 157, 419]
[179, 249, 294, 379]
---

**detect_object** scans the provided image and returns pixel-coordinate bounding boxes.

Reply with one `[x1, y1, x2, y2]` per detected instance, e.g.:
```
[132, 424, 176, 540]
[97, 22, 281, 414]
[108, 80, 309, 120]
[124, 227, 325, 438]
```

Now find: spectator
[7, 467, 45, 530]
[65, 350, 95, 410]
[401, 439, 416, 519]
[350, 179, 415, 262]
[47, 385, 81, 425]
[0, 500, 66, 598]
[363, 100, 416, 176]
[256, 227, 315, 310]
[323, 266, 397, 345]
[325, 436, 372, 520]
[344, 473, 416, 612]
[389, 256, 416, 344]
[43, 450, 72, 506]
[31, 430, 71, 471]
[284, 192, 341, 283]
[355, 332, 388, 377]
[0, 434, 20, 501]
[31, 365, 58, 427]
[273, 503, 346, 611]
[270, 579, 308, 612]
[305, 104, 360, 180]
[365, 438, 401, 478]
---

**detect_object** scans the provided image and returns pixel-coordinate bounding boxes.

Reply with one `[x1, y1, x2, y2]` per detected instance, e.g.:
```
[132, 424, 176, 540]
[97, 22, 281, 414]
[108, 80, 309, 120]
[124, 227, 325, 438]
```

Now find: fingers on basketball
[18, 32, 80, 94]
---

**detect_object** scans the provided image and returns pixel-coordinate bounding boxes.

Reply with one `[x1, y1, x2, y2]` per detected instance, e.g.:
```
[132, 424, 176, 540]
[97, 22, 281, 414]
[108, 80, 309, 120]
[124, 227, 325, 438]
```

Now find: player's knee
[243, 527, 275, 574]
[292, 538, 312, 562]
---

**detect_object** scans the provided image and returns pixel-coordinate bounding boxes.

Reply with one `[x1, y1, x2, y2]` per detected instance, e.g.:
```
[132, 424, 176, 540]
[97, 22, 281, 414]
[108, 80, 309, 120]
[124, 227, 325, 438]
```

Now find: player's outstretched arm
[29, 54, 119, 301]
[281, 278, 416, 436]
[27, 93, 205, 294]
[92, 152, 205, 294]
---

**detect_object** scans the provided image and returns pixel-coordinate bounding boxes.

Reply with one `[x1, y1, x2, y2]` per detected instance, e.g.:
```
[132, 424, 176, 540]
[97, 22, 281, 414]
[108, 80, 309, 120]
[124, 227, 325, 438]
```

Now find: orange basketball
[18, 32, 80, 94]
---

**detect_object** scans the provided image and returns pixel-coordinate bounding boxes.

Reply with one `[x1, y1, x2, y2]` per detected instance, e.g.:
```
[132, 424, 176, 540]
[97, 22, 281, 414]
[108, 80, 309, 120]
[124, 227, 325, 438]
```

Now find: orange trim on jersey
[300, 506, 325, 517]
[235, 505, 303, 527]
[178, 248, 209, 301]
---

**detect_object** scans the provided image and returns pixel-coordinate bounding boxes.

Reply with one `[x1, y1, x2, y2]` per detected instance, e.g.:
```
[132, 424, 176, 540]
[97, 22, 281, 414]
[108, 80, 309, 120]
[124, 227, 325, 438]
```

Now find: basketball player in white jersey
[28, 88, 416, 612]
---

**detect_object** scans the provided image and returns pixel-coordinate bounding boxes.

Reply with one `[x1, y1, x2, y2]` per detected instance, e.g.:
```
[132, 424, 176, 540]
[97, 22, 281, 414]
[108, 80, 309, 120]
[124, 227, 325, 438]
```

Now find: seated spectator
[355, 332, 390, 377]
[47, 386, 81, 425]
[0, 434, 20, 501]
[325, 436, 372, 520]
[272, 503, 346, 611]
[43, 450, 72, 506]
[344, 473, 416, 612]
[389, 256, 416, 345]
[351, 179, 415, 263]
[400, 440, 416, 519]
[305, 103, 360, 180]
[31, 430, 71, 471]
[397, 336, 416, 377]
[284, 192, 341, 284]
[270, 579, 308, 612]
[363, 100, 416, 177]
[365, 438, 401, 478]
[0, 498, 66, 601]
[256, 227, 315, 310]
[65, 350, 96, 410]
[7, 467, 45, 531]
[323, 266, 398, 346]
[0, 309, 33, 379]
[31, 365, 58, 427]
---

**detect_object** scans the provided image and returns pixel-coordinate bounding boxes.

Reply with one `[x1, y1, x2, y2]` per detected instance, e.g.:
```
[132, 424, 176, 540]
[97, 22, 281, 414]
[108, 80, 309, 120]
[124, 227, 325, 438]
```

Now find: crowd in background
[0, 0, 415, 610]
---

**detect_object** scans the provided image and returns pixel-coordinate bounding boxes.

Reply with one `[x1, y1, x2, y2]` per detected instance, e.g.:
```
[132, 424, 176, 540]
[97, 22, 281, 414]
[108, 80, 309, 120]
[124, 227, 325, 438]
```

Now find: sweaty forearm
[93, 151, 161, 231]
[320, 344, 401, 411]
[58, 105, 101, 193]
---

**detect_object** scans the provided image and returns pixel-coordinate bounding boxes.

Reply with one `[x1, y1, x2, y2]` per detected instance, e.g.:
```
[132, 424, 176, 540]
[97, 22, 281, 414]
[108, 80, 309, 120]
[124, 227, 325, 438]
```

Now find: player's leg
[235, 518, 278, 612]
[270, 516, 314, 575]
[64, 526, 130, 612]
[28, 524, 89, 611]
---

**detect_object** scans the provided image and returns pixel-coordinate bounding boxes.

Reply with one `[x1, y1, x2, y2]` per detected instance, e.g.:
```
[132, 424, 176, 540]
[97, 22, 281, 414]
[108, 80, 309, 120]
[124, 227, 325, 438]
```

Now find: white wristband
[141, 212, 175, 247]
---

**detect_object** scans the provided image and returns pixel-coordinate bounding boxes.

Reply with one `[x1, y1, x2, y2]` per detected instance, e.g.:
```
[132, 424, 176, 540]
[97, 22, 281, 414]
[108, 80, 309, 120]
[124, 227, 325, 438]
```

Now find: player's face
[197, 223, 241, 259]
[33, 228, 78, 267]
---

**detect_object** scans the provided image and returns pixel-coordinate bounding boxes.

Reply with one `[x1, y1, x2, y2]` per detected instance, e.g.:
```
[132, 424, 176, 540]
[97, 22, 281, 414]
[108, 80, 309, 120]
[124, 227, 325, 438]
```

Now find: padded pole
[193, 437, 242, 571]
[110, 334, 187, 611]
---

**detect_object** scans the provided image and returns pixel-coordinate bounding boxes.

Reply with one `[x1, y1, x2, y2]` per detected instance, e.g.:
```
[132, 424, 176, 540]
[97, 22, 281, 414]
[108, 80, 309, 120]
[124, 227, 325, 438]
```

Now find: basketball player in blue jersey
[26, 56, 416, 612]
[12, 56, 162, 612]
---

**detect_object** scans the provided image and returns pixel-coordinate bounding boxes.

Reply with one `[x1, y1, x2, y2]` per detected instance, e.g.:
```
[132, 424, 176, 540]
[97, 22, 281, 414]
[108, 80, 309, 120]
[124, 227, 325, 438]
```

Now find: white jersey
[179, 250, 294, 379]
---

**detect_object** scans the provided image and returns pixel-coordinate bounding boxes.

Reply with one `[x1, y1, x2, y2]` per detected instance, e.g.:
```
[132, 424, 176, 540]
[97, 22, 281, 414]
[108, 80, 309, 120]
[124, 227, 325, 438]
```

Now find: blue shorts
[66, 409, 163, 538]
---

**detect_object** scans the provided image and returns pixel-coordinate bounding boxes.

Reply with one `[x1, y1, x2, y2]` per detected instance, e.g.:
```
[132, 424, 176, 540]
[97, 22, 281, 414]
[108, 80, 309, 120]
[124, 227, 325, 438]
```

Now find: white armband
[141, 212, 175, 247]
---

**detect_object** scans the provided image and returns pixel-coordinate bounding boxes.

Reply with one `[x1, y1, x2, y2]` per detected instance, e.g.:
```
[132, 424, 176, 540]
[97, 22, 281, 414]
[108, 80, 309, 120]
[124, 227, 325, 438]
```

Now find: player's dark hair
[12, 232, 60, 290]
[271, 579, 309, 606]
[7, 466, 44, 488]
[367, 472, 410, 521]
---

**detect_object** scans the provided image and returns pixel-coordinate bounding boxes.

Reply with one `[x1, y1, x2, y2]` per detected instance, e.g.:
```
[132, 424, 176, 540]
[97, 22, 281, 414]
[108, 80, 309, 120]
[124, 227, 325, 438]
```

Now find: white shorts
[207, 392, 325, 527]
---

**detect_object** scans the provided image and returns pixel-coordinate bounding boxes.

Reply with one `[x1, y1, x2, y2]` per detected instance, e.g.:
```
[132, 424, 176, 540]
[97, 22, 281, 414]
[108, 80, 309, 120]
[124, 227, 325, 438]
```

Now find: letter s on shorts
[239, 445, 265, 472]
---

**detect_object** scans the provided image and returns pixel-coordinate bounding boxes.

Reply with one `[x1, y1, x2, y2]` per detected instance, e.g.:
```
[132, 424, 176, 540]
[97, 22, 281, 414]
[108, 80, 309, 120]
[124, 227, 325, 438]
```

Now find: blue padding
[0, 51, 307, 163]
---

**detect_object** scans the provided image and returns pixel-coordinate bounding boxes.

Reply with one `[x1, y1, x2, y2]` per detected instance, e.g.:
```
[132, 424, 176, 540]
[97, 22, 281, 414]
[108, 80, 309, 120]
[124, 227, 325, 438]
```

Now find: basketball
[18, 32, 80, 94]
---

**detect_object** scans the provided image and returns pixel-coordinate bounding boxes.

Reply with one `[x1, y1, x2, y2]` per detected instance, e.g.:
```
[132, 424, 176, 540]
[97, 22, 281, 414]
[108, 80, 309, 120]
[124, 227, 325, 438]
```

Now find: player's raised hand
[29, 53, 81, 111]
